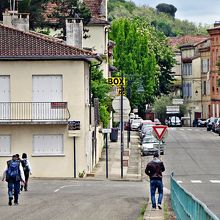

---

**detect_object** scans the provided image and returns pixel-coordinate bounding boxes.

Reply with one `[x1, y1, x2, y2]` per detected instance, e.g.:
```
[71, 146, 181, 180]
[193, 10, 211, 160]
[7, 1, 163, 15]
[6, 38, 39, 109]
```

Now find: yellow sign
[108, 77, 126, 86]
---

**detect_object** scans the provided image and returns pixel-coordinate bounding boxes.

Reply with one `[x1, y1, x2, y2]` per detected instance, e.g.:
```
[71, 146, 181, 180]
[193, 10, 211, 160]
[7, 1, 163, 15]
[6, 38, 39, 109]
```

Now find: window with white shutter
[33, 134, 63, 155]
[0, 135, 11, 155]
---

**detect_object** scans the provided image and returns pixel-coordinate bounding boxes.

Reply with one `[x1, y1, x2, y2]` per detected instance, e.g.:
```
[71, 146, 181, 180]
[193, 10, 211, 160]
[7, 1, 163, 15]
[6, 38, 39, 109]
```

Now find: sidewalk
[89, 131, 167, 220]
[90, 131, 141, 181]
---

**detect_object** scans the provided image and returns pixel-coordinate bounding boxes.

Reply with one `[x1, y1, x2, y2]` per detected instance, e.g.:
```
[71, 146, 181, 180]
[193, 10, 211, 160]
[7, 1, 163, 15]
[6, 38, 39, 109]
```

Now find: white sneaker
[158, 204, 162, 210]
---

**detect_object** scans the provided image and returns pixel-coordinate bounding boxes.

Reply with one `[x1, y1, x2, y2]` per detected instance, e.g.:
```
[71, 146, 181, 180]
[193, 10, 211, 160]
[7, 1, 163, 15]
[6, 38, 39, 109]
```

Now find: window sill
[0, 154, 13, 157]
[31, 154, 65, 157]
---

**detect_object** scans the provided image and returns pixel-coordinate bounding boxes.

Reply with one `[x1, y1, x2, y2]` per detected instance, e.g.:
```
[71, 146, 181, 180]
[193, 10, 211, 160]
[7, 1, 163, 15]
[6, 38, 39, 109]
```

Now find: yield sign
[152, 125, 168, 141]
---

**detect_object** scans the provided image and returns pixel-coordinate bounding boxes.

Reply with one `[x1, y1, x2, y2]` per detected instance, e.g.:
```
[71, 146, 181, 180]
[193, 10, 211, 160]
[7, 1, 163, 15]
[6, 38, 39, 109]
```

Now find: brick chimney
[66, 18, 83, 48]
[3, 9, 29, 32]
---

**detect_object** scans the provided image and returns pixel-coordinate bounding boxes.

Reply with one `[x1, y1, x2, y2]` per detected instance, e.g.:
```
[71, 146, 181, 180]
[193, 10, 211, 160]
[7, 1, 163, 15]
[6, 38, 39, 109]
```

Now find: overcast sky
[133, 0, 220, 25]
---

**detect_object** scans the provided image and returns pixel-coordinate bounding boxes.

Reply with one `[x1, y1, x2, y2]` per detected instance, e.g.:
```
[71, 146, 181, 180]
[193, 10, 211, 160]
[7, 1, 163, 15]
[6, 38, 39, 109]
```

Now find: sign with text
[166, 105, 180, 114]
[108, 77, 126, 86]
[172, 99, 183, 105]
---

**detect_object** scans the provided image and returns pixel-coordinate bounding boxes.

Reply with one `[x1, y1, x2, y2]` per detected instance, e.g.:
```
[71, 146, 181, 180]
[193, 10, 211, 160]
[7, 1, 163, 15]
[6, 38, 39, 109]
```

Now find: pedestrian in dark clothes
[145, 152, 165, 210]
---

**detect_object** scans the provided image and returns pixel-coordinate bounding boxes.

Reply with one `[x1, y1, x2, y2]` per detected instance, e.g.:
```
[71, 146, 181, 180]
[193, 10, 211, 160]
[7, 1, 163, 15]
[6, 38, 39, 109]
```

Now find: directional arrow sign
[152, 125, 168, 141]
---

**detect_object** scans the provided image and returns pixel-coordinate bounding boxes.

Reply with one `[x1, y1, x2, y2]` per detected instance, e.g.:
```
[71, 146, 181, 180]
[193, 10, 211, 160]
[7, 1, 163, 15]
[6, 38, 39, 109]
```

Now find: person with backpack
[2, 155, 25, 206]
[21, 153, 32, 191]
[145, 152, 165, 210]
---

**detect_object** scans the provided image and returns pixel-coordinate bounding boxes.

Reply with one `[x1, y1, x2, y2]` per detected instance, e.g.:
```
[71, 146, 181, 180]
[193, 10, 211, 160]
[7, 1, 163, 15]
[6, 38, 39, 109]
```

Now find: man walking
[2, 155, 25, 206]
[145, 152, 165, 210]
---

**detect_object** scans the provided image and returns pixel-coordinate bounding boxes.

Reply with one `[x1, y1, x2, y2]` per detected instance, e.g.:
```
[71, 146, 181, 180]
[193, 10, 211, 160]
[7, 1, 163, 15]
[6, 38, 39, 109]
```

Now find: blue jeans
[8, 181, 20, 202]
[150, 179, 163, 208]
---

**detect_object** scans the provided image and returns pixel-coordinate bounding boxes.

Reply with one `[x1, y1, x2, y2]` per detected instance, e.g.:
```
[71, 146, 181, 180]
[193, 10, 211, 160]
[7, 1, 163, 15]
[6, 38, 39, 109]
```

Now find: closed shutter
[0, 135, 11, 155]
[33, 134, 63, 155]
[32, 75, 63, 120]
[0, 76, 10, 120]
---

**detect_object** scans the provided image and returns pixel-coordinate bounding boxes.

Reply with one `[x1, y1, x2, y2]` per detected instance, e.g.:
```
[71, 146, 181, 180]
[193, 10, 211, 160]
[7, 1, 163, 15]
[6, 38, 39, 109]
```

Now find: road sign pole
[158, 140, 161, 157]
[120, 72, 124, 179]
[105, 133, 108, 179]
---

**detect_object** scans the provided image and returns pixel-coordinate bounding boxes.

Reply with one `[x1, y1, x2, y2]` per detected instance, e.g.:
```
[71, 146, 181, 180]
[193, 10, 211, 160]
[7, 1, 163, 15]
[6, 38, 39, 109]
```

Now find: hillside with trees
[108, 0, 210, 37]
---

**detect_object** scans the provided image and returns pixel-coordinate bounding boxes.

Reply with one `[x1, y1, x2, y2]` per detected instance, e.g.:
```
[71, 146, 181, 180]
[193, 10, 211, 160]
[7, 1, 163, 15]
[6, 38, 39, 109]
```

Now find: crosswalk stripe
[210, 180, 220, 183]
[187, 129, 192, 131]
[177, 180, 183, 183]
[191, 180, 202, 183]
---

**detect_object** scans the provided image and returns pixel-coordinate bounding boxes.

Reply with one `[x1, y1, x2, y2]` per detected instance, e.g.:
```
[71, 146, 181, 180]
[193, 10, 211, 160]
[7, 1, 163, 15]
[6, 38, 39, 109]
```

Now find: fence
[170, 173, 219, 220]
[0, 102, 70, 121]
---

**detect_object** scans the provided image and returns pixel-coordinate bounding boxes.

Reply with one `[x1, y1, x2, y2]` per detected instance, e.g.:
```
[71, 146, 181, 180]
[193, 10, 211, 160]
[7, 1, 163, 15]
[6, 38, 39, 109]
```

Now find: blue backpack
[6, 160, 20, 182]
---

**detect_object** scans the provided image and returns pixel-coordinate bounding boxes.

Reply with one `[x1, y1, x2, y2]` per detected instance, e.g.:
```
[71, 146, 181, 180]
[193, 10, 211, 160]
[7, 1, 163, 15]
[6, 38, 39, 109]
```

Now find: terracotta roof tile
[0, 24, 97, 59]
[168, 35, 208, 49]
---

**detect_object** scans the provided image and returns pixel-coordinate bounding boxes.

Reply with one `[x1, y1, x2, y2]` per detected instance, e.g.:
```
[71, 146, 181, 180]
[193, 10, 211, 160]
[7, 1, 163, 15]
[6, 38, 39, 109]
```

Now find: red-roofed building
[0, 22, 105, 178]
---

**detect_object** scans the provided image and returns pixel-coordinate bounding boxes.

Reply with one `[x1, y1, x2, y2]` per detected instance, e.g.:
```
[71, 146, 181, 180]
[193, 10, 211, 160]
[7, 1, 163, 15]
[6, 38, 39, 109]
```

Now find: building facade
[0, 22, 103, 178]
[208, 25, 220, 118]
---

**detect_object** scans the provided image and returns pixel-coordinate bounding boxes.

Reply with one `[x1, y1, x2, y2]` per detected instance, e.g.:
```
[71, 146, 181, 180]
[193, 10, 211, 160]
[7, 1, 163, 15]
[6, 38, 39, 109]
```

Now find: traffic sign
[172, 99, 183, 105]
[102, 128, 111, 133]
[152, 125, 168, 141]
[166, 105, 180, 114]
[112, 96, 131, 113]
[108, 77, 126, 86]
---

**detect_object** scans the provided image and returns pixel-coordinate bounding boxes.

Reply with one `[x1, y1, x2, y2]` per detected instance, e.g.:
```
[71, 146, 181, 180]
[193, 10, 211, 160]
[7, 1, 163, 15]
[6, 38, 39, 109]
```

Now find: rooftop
[0, 24, 98, 60]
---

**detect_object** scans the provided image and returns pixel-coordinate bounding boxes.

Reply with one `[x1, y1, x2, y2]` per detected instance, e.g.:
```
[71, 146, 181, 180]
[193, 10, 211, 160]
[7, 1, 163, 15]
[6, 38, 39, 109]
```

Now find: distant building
[207, 23, 220, 118]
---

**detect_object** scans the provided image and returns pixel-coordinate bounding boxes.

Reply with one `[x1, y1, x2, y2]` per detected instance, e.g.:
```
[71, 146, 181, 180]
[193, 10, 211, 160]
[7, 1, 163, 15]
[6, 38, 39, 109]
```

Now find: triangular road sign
[152, 125, 168, 141]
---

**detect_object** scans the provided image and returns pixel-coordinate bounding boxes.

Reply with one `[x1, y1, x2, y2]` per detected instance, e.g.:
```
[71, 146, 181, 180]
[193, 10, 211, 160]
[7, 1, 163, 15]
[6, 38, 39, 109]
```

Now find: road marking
[187, 129, 192, 131]
[177, 180, 183, 183]
[180, 128, 184, 131]
[210, 180, 220, 183]
[191, 180, 202, 183]
[54, 184, 79, 193]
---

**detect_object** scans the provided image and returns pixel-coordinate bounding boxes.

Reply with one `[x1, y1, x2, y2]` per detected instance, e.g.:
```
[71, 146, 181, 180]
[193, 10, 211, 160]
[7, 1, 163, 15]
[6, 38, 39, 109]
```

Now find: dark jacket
[145, 158, 165, 180]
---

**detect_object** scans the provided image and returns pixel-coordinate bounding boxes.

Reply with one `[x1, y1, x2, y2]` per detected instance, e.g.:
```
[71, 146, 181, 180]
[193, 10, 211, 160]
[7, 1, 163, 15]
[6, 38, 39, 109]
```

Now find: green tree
[110, 18, 175, 115]
[91, 64, 111, 128]
[156, 3, 177, 18]
[110, 18, 157, 115]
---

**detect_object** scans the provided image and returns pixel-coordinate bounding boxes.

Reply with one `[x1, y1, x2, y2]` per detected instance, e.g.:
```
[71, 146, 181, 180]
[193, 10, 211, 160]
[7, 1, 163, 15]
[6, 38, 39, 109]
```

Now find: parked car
[141, 136, 164, 156]
[131, 118, 142, 131]
[215, 118, 220, 136]
[139, 124, 153, 140]
[154, 118, 161, 125]
[212, 118, 220, 133]
[207, 117, 217, 131]
[197, 118, 207, 127]
[168, 116, 182, 127]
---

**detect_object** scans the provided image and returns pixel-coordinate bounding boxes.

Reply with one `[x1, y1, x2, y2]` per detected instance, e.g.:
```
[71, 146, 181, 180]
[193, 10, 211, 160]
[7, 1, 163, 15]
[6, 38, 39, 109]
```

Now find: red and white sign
[152, 125, 168, 141]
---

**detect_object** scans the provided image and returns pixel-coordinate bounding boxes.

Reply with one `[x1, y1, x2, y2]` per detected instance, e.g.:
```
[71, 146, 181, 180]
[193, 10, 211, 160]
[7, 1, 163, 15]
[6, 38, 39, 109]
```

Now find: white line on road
[180, 129, 184, 131]
[177, 180, 183, 183]
[187, 129, 192, 131]
[210, 180, 220, 183]
[54, 184, 79, 193]
[191, 180, 202, 183]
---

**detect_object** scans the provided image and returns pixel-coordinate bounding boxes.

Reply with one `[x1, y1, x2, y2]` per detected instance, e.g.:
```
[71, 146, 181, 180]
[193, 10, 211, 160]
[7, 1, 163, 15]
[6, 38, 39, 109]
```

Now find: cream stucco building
[0, 22, 104, 178]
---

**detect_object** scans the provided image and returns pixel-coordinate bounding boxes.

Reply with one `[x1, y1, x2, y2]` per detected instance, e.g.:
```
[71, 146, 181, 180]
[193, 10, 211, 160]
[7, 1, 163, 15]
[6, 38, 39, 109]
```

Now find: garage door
[0, 76, 10, 120]
[32, 75, 63, 120]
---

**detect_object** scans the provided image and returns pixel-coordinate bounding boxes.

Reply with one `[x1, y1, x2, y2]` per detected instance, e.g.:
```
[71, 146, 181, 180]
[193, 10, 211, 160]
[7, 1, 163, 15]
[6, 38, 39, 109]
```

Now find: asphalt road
[142, 127, 220, 218]
[0, 180, 147, 220]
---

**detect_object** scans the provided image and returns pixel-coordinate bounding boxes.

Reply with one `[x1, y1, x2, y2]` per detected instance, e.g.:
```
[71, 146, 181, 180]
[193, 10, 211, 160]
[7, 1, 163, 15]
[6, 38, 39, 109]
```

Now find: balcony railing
[0, 102, 70, 123]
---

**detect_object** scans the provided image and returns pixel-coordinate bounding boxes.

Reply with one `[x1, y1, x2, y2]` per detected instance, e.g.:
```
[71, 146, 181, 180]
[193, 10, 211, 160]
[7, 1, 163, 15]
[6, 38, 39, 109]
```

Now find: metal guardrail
[170, 173, 219, 220]
[0, 102, 70, 121]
